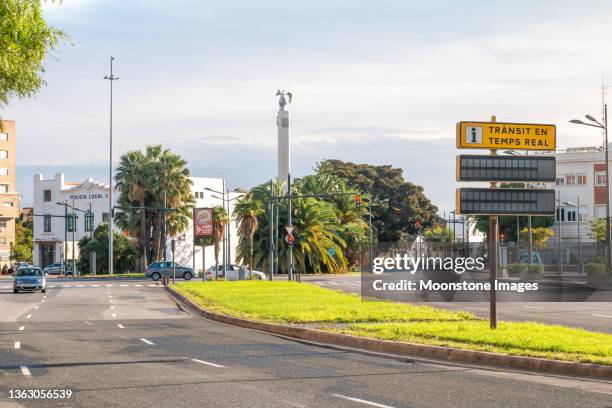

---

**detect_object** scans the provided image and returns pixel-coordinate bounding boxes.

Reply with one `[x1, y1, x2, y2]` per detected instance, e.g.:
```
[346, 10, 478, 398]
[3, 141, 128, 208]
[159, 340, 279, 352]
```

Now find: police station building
[32, 173, 118, 268]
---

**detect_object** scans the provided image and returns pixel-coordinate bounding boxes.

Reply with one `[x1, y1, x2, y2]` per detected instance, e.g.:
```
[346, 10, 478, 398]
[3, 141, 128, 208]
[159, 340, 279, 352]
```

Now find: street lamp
[104, 56, 119, 276]
[205, 186, 228, 276]
[570, 105, 611, 272]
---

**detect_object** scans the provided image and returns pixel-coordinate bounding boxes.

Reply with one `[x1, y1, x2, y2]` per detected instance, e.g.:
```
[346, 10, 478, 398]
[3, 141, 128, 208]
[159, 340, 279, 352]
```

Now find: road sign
[327, 248, 335, 256]
[285, 225, 294, 235]
[456, 188, 555, 215]
[285, 234, 295, 246]
[456, 155, 556, 182]
[456, 121, 556, 151]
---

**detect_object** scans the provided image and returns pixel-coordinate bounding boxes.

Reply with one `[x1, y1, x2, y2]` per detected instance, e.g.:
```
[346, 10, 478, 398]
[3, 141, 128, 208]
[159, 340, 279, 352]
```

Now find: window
[0, 221, 6, 228]
[43, 189, 51, 202]
[579, 206, 588, 221]
[0, 168, 8, 176]
[565, 175, 576, 185]
[2, 202, 13, 207]
[0, 238, 7, 244]
[566, 208, 577, 222]
[85, 212, 94, 232]
[556, 207, 565, 222]
[577, 174, 587, 185]
[0, 185, 8, 193]
[0, 133, 7, 141]
[555, 177, 564, 186]
[596, 172, 607, 186]
[66, 214, 76, 232]
[44, 215, 52, 232]
[596, 205, 607, 219]
[102, 212, 109, 223]
[0, 151, 8, 159]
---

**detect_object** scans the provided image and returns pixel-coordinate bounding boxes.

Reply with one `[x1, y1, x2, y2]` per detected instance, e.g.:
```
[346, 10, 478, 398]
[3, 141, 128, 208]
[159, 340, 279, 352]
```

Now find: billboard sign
[457, 121, 556, 151]
[456, 155, 556, 182]
[456, 188, 555, 215]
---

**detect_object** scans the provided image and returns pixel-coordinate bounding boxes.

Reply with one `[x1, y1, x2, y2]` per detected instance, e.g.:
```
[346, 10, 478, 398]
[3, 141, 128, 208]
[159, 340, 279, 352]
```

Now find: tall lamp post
[104, 56, 118, 275]
[570, 106, 610, 271]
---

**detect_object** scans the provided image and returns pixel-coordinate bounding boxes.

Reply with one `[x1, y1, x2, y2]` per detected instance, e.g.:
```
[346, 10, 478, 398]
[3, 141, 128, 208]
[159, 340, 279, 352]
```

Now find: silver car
[14, 267, 46, 293]
[146, 261, 197, 281]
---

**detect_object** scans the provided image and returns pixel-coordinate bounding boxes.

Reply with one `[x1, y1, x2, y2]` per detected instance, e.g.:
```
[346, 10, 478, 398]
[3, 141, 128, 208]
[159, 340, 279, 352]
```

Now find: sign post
[194, 208, 214, 280]
[455, 116, 556, 329]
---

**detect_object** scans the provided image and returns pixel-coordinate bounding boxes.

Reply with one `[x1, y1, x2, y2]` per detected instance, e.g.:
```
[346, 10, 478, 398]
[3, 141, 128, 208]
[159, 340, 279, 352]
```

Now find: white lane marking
[140, 338, 154, 345]
[62, 285, 71, 288]
[77, 284, 85, 287]
[41, 299, 45, 303]
[331, 394, 396, 408]
[91, 285, 99, 287]
[20, 366, 31, 376]
[14, 341, 20, 349]
[120, 284, 128, 287]
[134, 284, 143, 287]
[19, 326, 24, 331]
[110, 305, 115, 309]
[148, 284, 157, 287]
[111, 313, 117, 317]
[48, 285, 56, 288]
[523, 306, 543, 309]
[84, 321, 94, 326]
[25, 314, 32, 319]
[34, 306, 39, 310]
[117, 324, 124, 329]
[108, 295, 113, 298]
[106, 284, 113, 287]
[593, 314, 612, 318]
[191, 358, 224, 368]
[1, 285, 8, 289]
[109, 299, 113, 303]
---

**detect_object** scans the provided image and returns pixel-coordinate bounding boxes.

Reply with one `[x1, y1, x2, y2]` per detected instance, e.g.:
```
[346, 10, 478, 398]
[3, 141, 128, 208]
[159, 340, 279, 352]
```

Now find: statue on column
[276, 89, 292, 111]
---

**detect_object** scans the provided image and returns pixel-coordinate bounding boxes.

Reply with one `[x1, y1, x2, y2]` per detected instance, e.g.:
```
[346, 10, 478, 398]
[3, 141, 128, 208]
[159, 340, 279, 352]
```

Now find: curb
[166, 285, 612, 380]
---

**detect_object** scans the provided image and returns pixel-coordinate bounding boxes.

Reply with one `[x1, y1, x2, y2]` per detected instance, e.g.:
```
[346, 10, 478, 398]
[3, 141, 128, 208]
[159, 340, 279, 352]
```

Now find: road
[0, 278, 611, 408]
[301, 274, 612, 333]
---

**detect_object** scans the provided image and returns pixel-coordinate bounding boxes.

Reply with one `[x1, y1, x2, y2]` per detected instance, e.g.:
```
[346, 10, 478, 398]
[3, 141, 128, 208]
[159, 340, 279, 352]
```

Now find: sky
[6, 0, 612, 213]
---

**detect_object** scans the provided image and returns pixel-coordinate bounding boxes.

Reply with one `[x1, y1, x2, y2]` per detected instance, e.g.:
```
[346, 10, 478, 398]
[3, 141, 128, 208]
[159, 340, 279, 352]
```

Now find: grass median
[172, 280, 612, 365]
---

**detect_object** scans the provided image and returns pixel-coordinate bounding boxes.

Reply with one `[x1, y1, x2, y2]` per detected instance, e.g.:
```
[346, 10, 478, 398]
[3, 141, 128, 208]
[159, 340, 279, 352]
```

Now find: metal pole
[558, 191, 563, 274]
[578, 196, 582, 273]
[368, 193, 373, 273]
[528, 216, 533, 274]
[269, 181, 274, 280]
[64, 204, 67, 275]
[287, 173, 293, 281]
[227, 187, 231, 267]
[222, 178, 226, 277]
[202, 244, 206, 281]
[274, 198, 279, 276]
[172, 239, 176, 284]
[104, 56, 118, 276]
[72, 197, 76, 276]
[163, 191, 167, 260]
[516, 216, 520, 263]
[605, 104, 611, 272]
[489, 115, 498, 329]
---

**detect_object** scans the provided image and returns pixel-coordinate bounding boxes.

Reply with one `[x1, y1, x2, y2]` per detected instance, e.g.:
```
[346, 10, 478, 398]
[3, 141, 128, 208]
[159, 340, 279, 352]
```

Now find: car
[13, 267, 46, 293]
[518, 251, 543, 265]
[145, 261, 197, 281]
[206, 264, 267, 281]
[43, 262, 65, 275]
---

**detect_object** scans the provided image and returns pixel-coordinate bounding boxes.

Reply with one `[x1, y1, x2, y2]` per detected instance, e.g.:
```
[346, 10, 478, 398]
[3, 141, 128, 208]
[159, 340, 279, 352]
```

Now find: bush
[528, 264, 543, 273]
[585, 262, 608, 275]
[505, 263, 527, 274]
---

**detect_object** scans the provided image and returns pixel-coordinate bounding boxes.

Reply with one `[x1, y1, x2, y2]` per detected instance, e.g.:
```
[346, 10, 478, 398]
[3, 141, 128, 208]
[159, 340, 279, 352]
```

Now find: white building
[164, 177, 242, 271]
[544, 145, 612, 243]
[32, 173, 118, 268]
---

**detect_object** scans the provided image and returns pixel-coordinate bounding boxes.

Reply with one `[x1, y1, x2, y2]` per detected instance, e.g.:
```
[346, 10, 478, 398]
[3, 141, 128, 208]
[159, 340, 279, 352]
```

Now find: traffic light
[355, 194, 361, 209]
[499, 233, 505, 241]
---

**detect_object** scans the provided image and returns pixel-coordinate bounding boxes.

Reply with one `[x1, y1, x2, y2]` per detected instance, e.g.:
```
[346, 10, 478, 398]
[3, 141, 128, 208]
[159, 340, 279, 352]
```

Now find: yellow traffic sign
[456, 121, 556, 151]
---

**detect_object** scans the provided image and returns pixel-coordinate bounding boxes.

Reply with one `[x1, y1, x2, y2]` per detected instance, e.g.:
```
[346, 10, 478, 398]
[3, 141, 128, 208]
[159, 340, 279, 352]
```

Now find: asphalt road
[301, 275, 612, 333]
[0, 278, 611, 408]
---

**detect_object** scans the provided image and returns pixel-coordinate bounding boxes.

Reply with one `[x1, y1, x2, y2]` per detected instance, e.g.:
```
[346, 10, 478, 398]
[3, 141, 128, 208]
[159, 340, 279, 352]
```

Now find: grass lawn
[173, 280, 612, 365]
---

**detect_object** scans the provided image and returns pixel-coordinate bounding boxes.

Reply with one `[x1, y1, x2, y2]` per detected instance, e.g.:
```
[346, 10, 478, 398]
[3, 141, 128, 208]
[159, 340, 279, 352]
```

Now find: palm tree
[234, 194, 264, 272]
[212, 206, 228, 277]
[115, 150, 149, 272]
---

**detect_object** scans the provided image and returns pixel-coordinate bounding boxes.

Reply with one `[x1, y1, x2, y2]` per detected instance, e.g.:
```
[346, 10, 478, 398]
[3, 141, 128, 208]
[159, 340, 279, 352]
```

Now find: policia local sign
[457, 121, 556, 151]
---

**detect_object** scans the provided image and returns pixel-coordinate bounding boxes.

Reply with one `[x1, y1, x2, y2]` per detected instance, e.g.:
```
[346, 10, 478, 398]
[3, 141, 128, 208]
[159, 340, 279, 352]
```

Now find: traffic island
[166, 281, 612, 379]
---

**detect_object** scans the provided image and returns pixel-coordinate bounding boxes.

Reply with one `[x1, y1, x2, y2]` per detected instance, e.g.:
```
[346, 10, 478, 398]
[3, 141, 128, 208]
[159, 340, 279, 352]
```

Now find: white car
[206, 265, 267, 281]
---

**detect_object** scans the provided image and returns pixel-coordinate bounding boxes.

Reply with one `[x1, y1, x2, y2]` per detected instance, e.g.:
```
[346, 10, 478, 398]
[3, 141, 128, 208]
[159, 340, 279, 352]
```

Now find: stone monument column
[276, 90, 292, 192]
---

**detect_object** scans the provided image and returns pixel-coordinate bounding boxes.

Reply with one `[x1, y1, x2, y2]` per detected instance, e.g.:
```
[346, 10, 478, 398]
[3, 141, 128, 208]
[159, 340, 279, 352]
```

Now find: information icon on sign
[466, 126, 483, 144]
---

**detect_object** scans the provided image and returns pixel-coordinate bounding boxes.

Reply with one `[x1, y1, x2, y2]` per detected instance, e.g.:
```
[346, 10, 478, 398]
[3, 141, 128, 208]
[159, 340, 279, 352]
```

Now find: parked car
[13, 267, 46, 293]
[518, 251, 543, 265]
[146, 261, 197, 281]
[206, 264, 266, 281]
[43, 262, 65, 275]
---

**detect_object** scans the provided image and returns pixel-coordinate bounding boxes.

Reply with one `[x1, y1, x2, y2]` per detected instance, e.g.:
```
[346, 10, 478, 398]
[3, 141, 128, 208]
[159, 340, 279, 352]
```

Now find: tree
[114, 145, 194, 266]
[0, 0, 67, 117]
[316, 160, 439, 242]
[519, 227, 554, 249]
[233, 194, 263, 272]
[589, 218, 609, 243]
[76, 223, 137, 274]
[11, 218, 32, 263]
[423, 224, 452, 243]
[212, 206, 228, 274]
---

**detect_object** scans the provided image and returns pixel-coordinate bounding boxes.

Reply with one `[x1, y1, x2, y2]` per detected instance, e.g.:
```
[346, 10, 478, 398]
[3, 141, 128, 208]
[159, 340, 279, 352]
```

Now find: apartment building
[0, 120, 20, 267]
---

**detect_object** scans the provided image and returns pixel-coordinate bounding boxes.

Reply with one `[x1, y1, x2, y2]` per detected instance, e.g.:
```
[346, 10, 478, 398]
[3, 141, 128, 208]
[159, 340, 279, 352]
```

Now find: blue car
[13, 267, 46, 293]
